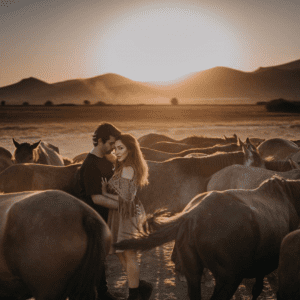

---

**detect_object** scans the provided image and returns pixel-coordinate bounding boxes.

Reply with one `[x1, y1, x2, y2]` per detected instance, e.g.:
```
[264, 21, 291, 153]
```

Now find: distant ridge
[255, 59, 300, 72]
[1, 59, 300, 105]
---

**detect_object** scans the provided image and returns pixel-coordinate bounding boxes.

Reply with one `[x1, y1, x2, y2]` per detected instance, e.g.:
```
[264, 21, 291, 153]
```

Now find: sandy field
[1, 105, 300, 299]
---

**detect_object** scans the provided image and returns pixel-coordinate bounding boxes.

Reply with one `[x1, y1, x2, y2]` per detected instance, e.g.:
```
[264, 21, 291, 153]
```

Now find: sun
[94, 5, 239, 83]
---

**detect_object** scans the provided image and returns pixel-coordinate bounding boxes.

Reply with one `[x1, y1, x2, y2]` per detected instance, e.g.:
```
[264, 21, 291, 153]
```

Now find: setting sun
[96, 6, 239, 82]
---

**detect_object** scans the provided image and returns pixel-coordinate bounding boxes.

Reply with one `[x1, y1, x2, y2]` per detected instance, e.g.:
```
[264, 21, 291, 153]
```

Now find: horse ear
[13, 138, 20, 148]
[288, 158, 300, 170]
[31, 140, 41, 150]
[246, 138, 257, 152]
[241, 142, 248, 154]
[237, 138, 244, 147]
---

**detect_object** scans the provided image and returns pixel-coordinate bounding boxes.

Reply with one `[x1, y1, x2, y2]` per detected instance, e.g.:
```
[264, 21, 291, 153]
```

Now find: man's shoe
[139, 280, 153, 300]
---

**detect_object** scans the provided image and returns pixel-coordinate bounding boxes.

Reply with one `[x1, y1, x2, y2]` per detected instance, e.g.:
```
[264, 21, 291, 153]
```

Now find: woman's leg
[116, 252, 127, 270]
[123, 250, 140, 288]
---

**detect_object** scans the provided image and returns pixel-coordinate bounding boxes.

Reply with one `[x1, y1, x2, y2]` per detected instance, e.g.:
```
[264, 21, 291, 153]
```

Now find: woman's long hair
[114, 133, 149, 187]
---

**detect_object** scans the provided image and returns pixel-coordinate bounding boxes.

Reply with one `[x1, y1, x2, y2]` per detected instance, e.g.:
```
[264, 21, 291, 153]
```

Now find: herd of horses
[1, 134, 300, 299]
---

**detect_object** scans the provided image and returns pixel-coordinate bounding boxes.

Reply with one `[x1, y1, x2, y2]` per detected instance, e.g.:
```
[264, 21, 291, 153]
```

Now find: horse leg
[174, 241, 203, 300]
[210, 276, 243, 300]
[251, 275, 265, 300]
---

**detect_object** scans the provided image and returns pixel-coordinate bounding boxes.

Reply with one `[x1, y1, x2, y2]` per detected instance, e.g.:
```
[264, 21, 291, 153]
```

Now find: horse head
[12, 138, 41, 163]
[242, 138, 265, 168]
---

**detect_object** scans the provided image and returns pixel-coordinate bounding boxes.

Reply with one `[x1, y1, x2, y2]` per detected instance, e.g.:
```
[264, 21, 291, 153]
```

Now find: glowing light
[95, 6, 239, 82]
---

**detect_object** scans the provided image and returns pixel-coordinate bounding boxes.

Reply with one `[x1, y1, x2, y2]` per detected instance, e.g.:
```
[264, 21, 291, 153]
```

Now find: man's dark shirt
[78, 153, 114, 222]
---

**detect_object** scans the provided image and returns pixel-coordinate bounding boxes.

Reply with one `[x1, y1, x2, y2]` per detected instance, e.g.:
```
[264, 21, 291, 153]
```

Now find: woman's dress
[107, 173, 146, 254]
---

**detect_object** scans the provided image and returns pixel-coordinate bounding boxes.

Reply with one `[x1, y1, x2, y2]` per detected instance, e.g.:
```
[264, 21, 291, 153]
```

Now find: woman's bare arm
[91, 194, 118, 209]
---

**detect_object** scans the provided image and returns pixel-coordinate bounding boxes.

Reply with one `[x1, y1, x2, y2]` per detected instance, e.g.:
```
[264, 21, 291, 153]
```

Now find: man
[78, 122, 122, 300]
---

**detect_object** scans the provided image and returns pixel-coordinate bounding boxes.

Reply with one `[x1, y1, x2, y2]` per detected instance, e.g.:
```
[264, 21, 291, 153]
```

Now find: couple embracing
[77, 122, 153, 300]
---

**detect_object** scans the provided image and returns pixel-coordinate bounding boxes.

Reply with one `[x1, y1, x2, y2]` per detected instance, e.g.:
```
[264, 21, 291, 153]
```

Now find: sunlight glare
[96, 6, 238, 83]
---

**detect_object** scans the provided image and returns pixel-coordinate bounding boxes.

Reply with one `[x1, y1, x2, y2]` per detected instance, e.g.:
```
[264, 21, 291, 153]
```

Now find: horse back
[1, 190, 111, 299]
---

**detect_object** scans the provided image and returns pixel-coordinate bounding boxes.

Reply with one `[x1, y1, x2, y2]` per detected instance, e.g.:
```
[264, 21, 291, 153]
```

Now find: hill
[1, 59, 300, 105]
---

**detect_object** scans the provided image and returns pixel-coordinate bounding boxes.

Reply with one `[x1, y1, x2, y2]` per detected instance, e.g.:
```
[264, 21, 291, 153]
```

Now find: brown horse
[138, 133, 176, 148]
[137, 144, 264, 214]
[277, 228, 300, 300]
[257, 138, 300, 161]
[12, 139, 65, 166]
[140, 142, 242, 162]
[0, 189, 111, 300]
[207, 164, 300, 191]
[138, 133, 239, 149]
[0, 146, 13, 173]
[73, 152, 89, 164]
[0, 163, 81, 194]
[115, 176, 300, 300]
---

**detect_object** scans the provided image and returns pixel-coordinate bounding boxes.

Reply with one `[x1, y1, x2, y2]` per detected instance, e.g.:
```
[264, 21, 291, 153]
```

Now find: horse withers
[115, 176, 300, 300]
[0, 189, 111, 300]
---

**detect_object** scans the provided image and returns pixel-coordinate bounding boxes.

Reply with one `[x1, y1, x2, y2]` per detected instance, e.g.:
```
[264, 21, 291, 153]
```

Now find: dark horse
[0, 146, 13, 173]
[0, 189, 111, 300]
[277, 228, 300, 300]
[138, 133, 238, 149]
[115, 176, 300, 300]
[12, 139, 65, 166]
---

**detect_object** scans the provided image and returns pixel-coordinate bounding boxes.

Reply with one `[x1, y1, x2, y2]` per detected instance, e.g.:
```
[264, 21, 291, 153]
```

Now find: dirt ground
[106, 241, 278, 300]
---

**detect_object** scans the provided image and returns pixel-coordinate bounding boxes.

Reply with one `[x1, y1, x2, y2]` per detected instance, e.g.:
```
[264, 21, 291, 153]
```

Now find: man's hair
[92, 122, 121, 146]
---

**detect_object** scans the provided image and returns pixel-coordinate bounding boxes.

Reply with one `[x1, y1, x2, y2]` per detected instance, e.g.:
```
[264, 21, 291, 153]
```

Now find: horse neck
[265, 160, 293, 172]
[192, 151, 244, 177]
[285, 180, 300, 217]
[33, 146, 49, 164]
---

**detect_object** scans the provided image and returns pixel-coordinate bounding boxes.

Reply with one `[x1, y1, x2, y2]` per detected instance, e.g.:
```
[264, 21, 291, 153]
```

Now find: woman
[101, 133, 153, 300]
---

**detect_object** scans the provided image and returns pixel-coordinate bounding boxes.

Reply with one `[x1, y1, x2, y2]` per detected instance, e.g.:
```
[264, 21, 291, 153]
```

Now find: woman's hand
[101, 177, 108, 194]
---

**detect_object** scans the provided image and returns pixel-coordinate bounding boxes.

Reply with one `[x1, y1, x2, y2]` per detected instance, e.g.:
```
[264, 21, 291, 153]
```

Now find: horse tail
[115, 210, 186, 252]
[61, 210, 109, 300]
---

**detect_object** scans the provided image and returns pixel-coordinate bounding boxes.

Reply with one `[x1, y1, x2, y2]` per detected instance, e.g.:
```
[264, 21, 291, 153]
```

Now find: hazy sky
[1, 0, 299, 87]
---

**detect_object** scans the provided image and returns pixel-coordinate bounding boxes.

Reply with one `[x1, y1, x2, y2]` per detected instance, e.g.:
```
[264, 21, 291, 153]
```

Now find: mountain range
[1, 59, 300, 105]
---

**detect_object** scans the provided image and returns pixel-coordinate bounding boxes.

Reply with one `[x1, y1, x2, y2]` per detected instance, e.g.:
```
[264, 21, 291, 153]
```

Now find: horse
[12, 139, 65, 166]
[138, 133, 238, 149]
[277, 228, 300, 300]
[73, 152, 89, 164]
[207, 164, 300, 192]
[138, 133, 176, 148]
[137, 144, 265, 214]
[0, 163, 81, 194]
[140, 142, 242, 162]
[115, 176, 300, 300]
[257, 138, 300, 161]
[0, 146, 13, 173]
[0, 189, 111, 300]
